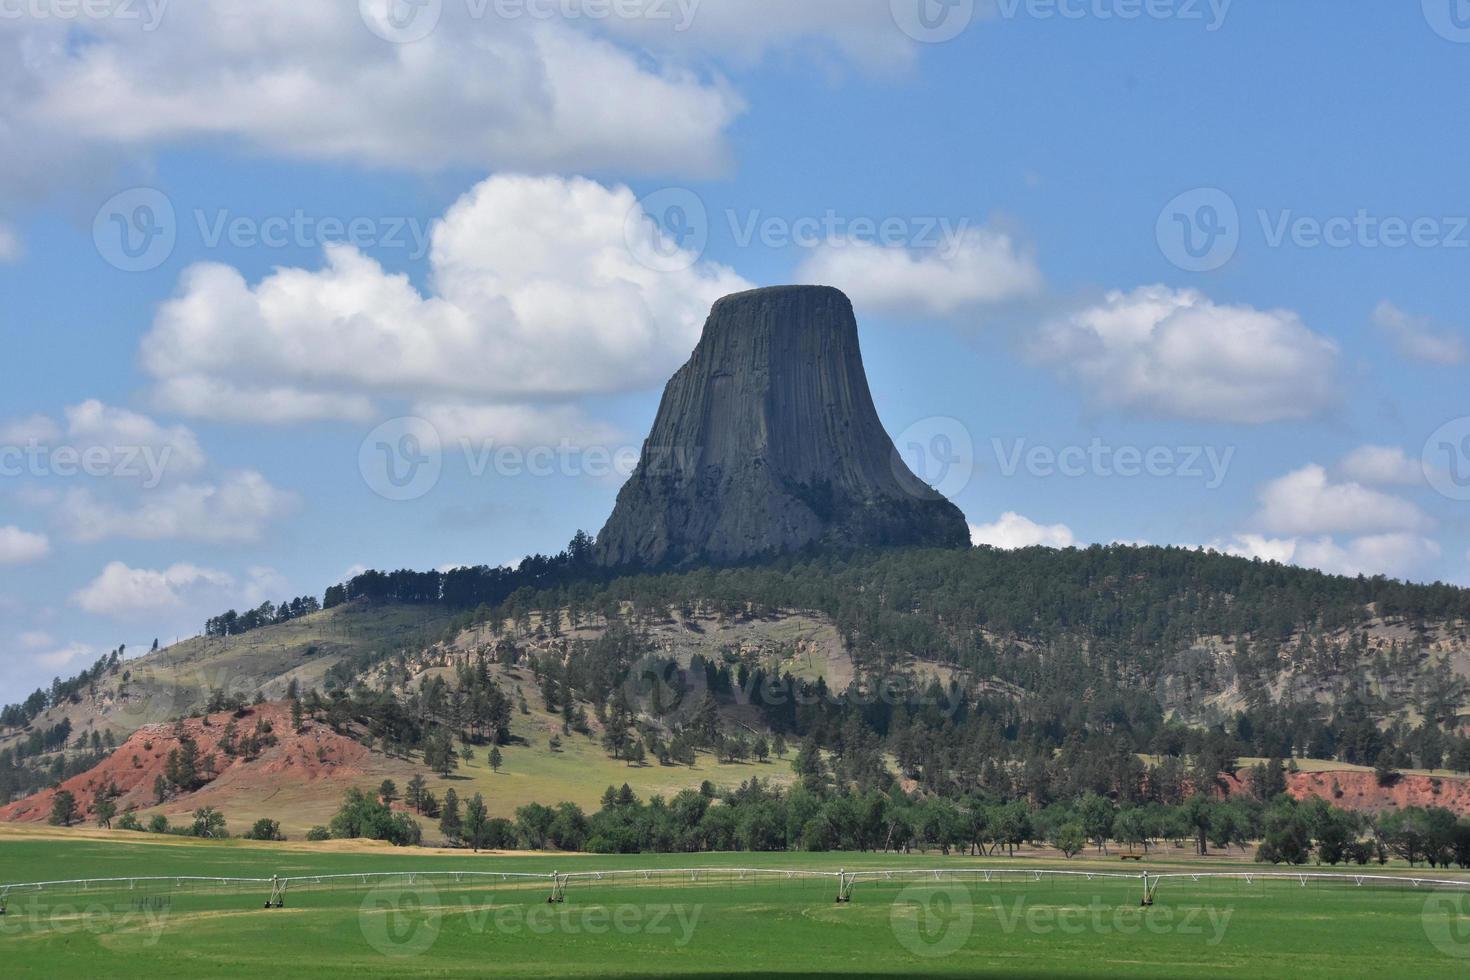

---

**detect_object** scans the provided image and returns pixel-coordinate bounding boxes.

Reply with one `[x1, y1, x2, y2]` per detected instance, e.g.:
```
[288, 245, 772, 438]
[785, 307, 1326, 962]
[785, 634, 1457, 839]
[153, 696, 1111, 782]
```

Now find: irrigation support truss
[3, 867, 1470, 913]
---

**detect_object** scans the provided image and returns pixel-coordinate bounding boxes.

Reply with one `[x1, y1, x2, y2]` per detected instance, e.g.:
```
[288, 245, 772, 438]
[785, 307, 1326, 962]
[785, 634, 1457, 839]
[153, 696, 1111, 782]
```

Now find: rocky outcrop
[595, 285, 970, 568]
[1216, 766, 1470, 816]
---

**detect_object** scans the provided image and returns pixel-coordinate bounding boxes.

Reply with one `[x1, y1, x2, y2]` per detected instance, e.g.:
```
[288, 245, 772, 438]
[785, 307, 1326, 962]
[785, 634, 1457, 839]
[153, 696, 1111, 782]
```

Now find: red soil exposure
[1285, 769, 1470, 815]
[1217, 767, 1470, 816]
[0, 701, 371, 824]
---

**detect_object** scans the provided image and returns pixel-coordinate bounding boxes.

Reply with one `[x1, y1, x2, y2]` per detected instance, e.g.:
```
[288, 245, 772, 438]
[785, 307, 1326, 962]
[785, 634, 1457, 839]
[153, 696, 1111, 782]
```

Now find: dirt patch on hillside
[0, 702, 369, 824]
[1285, 768, 1470, 815]
[1217, 765, 1470, 816]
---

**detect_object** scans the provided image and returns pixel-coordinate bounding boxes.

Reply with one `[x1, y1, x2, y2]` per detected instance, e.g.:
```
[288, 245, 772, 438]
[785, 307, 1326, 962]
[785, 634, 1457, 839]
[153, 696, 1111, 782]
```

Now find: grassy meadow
[3, 828, 1469, 977]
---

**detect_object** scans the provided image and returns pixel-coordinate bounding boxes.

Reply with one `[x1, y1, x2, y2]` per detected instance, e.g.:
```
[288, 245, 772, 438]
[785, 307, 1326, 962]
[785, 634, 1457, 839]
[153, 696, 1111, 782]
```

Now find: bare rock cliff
[595, 285, 970, 568]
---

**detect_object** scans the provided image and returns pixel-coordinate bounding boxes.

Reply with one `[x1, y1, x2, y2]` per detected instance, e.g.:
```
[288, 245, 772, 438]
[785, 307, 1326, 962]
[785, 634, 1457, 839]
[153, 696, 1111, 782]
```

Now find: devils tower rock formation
[595, 285, 971, 568]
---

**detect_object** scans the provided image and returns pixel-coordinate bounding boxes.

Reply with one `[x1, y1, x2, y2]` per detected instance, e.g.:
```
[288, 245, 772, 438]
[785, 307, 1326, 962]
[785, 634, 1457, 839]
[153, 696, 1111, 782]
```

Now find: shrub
[189, 807, 229, 839]
[245, 818, 286, 841]
[305, 826, 332, 842]
[328, 788, 422, 846]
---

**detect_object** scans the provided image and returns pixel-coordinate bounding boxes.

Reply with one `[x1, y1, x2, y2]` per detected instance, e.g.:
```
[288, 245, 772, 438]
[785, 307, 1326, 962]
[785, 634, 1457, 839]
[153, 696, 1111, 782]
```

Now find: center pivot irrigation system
[4, 867, 1470, 914]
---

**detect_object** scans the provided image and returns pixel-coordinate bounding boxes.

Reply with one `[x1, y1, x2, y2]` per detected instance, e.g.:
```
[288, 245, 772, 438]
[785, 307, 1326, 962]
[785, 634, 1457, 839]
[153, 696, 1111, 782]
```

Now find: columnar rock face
[594, 285, 971, 568]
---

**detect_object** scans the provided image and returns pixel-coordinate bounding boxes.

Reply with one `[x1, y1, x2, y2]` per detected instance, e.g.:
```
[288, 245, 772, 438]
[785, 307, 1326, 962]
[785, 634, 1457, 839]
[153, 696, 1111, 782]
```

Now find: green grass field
[3, 831, 1469, 977]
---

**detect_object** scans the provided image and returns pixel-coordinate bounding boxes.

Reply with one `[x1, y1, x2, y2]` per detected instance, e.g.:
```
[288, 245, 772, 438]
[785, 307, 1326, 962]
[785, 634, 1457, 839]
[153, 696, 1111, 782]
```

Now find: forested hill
[331, 542, 1470, 750]
[329, 540, 1470, 636]
[546, 543, 1470, 652]
[6, 543, 1470, 821]
[11, 542, 1467, 737]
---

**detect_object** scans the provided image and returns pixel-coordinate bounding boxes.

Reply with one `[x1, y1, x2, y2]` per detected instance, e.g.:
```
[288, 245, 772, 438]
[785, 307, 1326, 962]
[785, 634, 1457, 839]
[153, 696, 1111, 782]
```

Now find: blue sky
[2, 1, 1469, 701]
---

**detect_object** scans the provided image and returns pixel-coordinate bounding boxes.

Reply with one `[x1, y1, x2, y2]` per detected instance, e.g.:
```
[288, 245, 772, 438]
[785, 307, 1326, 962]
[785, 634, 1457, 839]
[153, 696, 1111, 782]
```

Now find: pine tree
[50, 790, 78, 827]
[92, 790, 117, 829]
[464, 793, 490, 852]
[439, 788, 462, 844]
[406, 774, 428, 812]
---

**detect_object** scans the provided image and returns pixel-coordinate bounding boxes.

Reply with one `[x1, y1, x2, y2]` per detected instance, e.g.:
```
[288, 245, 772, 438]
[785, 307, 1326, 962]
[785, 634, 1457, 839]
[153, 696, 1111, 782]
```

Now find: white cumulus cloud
[32, 641, 99, 671]
[0, 526, 50, 564]
[796, 228, 1042, 318]
[596, 0, 933, 67]
[4, 7, 740, 198]
[1033, 286, 1338, 424]
[0, 221, 22, 262]
[1336, 445, 1423, 487]
[969, 512, 1076, 550]
[1, 399, 206, 483]
[142, 174, 751, 426]
[71, 561, 285, 620]
[1253, 464, 1428, 537]
[73, 561, 234, 617]
[1372, 301, 1467, 365]
[1213, 533, 1441, 581]
[57, 470, 297, 544]
[413, 401, 622, 448]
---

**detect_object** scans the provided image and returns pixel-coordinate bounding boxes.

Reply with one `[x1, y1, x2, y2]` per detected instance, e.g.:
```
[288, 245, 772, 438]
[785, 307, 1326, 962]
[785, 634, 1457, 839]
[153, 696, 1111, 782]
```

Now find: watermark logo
[728, 671, 965, 717]
[728, 211, 971, 255]
[891, 0, 976, 44]
[0, 896, 172, 946]
[356, 889, 704, 959]
[1424, 0, 1470, 43]
[93, 188, 176, 273]
[993, 896, 1232, 943]
[892, 417, 976, 499]
[890, 882, 974, 958]
[111, 664, 272, 729]
[360, 0, 443, 42]
[0, 440, 176, 489]
[991, 438, 1235, 489]
[1423, 892, 1470, 958]
[1423, 417, 1470, 502]
[1157, 187, 1239, 272]
[625, 187, 709, 272]
[1259, 210, 1469, 251]
[360, 417, 443, 501]
[1160, 186, 1470, 269]
[993, 0, 1232, 30]
[109, 666, 188, 728]
[360, 880, 442, 959]
[475, 902, 704, 945]
[194, 209, 433, 259]
[625, 191, 976, 272]
[622, 653, 706, 721]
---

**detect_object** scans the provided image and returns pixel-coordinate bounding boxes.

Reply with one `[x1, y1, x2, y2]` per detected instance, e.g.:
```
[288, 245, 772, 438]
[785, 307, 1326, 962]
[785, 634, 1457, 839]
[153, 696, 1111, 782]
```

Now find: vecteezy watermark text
[991, 439, 1235, 489]
[359, 417, 690, 502]
[726, 211, 972, 254]
[359, 0, 701, 44]
[93, 187, 438, 272]
[992, 897, 1233, 943]
[992, 0, 1231, 30]
[625, 186, 979, 273]
[0, 896, 172, 946]
[1158, 187, 1470, 272]
[0, 0, 168, 30]
[358, 881, 703, 959]
[0, 439, 175, 489]
[194, 209, 433, 260]
[1258, 210, 1470, 251]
